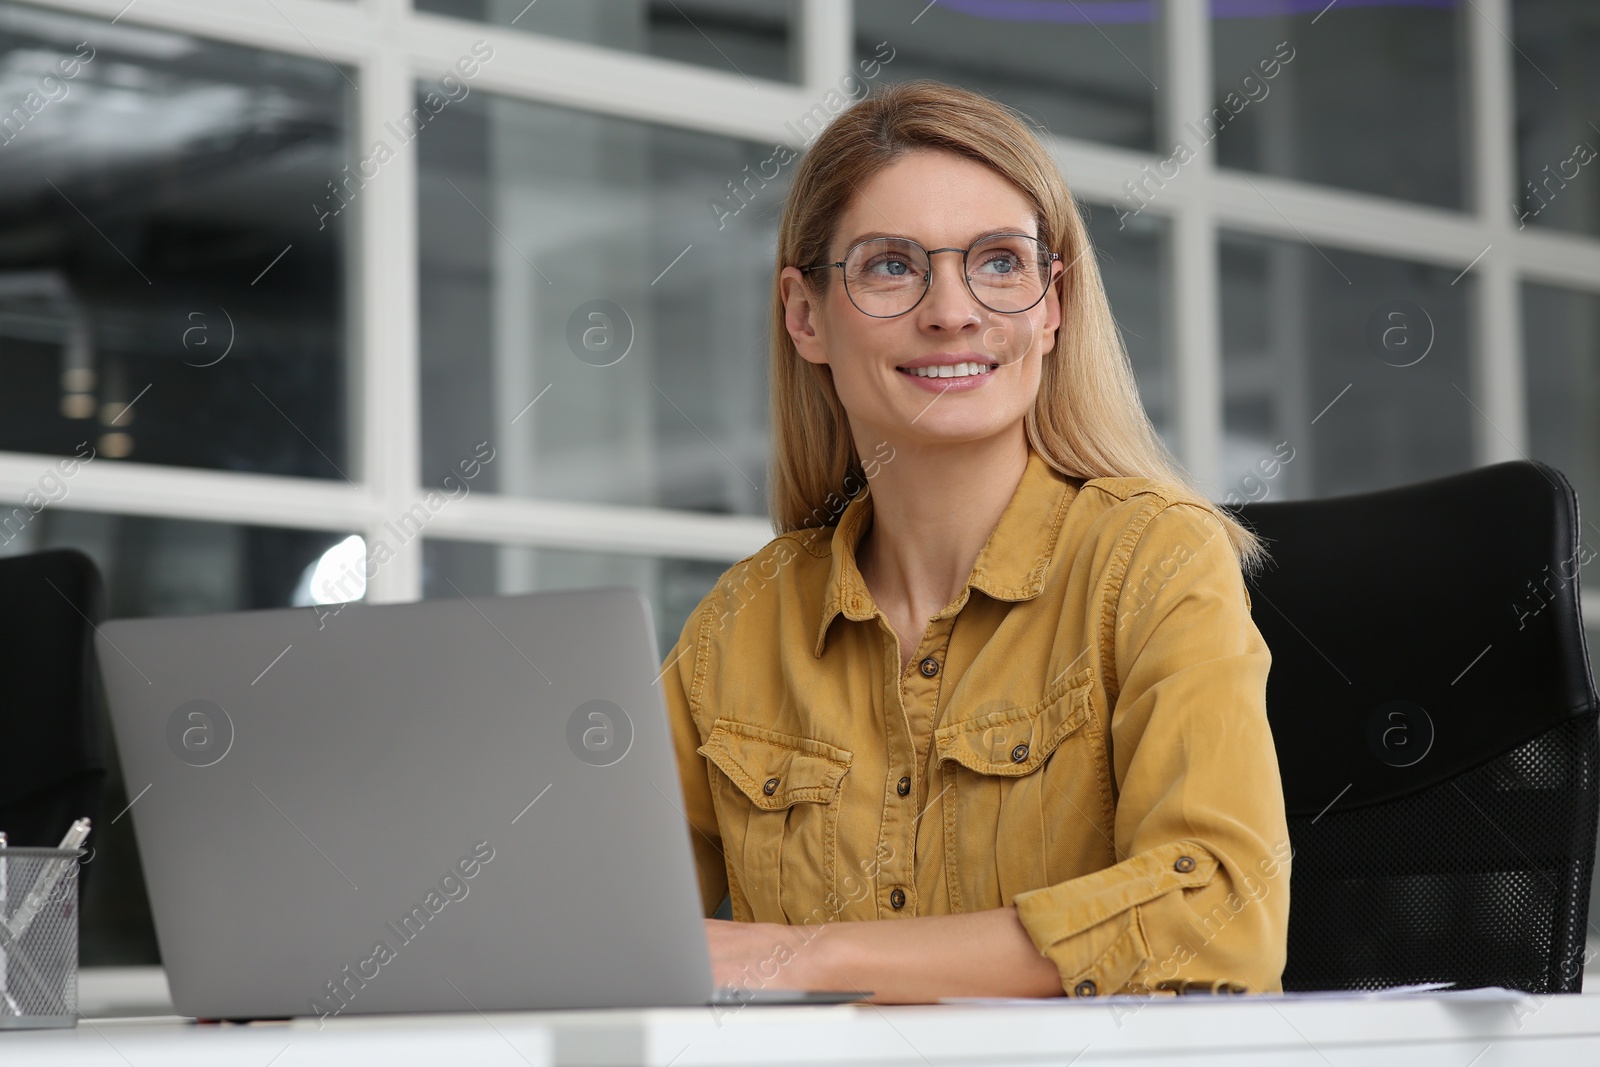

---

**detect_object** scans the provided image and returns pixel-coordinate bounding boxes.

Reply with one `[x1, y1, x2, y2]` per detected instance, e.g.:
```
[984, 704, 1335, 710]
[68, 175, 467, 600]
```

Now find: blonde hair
[768, 79, 1269, 575]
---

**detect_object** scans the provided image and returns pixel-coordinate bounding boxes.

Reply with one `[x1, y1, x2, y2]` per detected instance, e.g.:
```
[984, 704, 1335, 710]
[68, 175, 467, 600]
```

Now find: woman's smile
[895, 353, 1003, 392]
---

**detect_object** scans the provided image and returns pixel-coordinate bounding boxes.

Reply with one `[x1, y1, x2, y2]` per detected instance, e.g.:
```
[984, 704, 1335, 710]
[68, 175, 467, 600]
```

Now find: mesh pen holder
[0, 847, 84, 1030]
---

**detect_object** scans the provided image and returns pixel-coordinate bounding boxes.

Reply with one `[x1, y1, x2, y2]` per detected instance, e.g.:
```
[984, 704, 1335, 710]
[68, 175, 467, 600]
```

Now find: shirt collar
[813, 447, 1076, 657]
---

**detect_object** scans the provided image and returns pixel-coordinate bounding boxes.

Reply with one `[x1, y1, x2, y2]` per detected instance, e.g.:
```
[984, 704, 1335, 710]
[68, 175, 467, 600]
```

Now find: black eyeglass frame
[799, 232, 1064, 319]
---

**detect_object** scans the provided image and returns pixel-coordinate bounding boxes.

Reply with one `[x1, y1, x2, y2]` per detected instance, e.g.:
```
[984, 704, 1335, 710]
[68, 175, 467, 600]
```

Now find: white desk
[5, 967, 1600, 1066]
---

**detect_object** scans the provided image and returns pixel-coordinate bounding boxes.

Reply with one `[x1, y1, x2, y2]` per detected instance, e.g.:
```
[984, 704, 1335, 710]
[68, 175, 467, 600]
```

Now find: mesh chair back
[1232, 461, 1599, 992]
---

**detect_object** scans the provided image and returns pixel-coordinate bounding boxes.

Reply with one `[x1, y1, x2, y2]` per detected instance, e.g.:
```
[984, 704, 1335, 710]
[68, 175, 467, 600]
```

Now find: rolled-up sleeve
[1011, 501, 1291, 996]
[661, 603, 731, 917]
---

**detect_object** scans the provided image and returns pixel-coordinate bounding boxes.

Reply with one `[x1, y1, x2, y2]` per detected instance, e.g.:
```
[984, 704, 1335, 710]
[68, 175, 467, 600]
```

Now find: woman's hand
[704, 917, 839, 994]
[706, 908, 1065, 1003]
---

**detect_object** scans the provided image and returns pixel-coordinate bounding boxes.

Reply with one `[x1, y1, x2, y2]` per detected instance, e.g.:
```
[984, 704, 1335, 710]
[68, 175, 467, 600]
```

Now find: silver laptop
[96, 587, 864, 1019]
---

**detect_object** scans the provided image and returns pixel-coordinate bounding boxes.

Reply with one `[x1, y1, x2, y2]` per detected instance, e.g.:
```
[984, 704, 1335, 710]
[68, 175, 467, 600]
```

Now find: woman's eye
[865, 255, 917, 277]
[975, 252, 1022, 275]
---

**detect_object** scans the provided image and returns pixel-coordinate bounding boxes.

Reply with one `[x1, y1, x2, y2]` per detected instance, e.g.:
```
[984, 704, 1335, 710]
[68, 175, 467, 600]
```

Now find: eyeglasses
[800, 232, 1061, 319]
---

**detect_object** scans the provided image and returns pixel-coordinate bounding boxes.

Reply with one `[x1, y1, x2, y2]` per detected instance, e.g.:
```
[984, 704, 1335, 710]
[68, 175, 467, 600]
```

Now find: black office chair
[1229, 460, 1600, 993]
[0, 548, 108, 881]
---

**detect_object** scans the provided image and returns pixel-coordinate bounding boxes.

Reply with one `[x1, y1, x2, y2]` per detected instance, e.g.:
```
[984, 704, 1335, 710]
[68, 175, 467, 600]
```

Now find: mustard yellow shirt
[661, 446, 1291, 997]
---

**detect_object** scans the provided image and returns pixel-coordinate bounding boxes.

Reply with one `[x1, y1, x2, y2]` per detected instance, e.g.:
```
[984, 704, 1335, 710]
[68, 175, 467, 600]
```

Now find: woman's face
[780, 149, 1063, 451]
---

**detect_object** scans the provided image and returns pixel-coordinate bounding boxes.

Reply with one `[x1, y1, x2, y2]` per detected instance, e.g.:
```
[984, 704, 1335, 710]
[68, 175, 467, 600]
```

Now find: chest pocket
[698, 719, 852, 925]
[932, 666, 1111, 908]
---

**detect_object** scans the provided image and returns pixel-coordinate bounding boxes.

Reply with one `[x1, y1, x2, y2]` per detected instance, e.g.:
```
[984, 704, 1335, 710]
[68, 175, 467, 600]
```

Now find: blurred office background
[0, 0, 1595, 965]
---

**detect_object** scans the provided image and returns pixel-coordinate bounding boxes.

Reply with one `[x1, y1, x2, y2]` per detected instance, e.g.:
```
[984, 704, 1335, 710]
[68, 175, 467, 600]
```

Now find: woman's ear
[1039, 256, 1066, 352]
[780, 267, 830, 366]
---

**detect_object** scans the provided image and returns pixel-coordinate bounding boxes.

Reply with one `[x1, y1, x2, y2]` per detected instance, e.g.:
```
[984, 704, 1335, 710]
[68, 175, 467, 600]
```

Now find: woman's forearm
[813, 906, 1064, 1003]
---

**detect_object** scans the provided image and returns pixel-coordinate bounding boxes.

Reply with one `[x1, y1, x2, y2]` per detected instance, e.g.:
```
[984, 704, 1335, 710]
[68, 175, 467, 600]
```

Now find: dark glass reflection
[1082, 202, 1173, 448]
[416, 0, 797, 83]
[1220, 232, 1474, 502]
[855, 0, 1160, 150]
[1523, 281, 1600, 586]
[1512, 0, 1600, 236]
[0, 3, 350, 477]
[418, 88, 781, 515]
[1210, 1, 1464, 208]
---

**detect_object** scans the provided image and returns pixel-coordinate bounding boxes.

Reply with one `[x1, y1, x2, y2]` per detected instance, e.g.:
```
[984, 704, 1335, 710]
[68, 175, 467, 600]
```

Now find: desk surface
[3, 968, 1600, 1066]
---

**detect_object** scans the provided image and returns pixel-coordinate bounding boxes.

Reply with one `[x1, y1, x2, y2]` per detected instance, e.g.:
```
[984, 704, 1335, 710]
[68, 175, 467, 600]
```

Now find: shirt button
[889, 887, 906, 909]
[1174, 855, 1196, 873]
[1075, 980, 1097, 998]
[918, 656, 940, 678]
[1010, 742, 1029, 763]
[762, 777, 780, 796]
[896, 776, 911, 797]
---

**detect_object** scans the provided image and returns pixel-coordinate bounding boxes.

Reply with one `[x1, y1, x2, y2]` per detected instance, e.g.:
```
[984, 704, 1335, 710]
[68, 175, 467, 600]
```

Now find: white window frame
[1, 0, 1597, 619]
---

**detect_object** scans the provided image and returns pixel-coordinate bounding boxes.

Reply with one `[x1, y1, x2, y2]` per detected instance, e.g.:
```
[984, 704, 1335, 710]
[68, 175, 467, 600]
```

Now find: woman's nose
[917, 257, 983, 328]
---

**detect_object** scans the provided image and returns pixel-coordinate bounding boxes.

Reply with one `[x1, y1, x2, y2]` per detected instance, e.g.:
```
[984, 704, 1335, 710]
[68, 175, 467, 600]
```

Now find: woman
[661, 80, 1290, 1004]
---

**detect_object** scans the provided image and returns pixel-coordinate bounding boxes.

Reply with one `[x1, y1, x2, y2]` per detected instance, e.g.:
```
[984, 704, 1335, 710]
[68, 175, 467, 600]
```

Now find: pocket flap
[935, 666, 1094, 776]
[698, 719, 852, 809]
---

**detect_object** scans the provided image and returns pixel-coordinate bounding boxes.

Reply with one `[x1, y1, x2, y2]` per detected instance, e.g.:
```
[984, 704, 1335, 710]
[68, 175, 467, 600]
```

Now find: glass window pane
[423, 539, 727, 656]
[1523, 281, 1600, 585]
[1512, 0, 1600, 237]
[1219, 232, 1473, 503]
[1210, 2, 1463, 208]
[415, 0, 797, 84]
[1, 509, 356, 965]
[0, 4, 352, 478]
[1082, 202, 1173, 448]
[854, 1, 1159, 151]
[418, 89, 780, 516]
